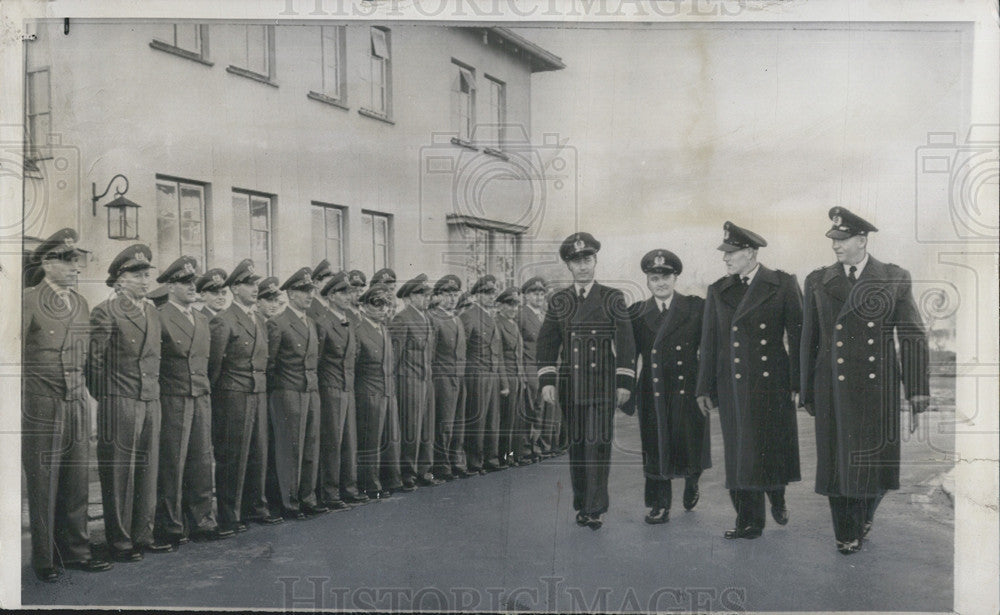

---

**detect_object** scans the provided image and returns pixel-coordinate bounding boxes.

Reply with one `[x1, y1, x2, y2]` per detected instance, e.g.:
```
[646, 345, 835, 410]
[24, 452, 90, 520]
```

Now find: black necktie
[741, 276, 749, 287]
[848, 265, 858, 283]
[577, 286, 585, 300]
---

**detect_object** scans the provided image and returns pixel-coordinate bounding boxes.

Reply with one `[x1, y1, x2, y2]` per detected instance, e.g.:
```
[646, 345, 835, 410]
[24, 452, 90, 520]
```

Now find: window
[151, 24, 210, 64]
[321, 26, 345, 100]
[228, 25, 275, 84]
[486, 76, 506, 148]
[25, 68, 51, 160]
[311, 203, 345, 269]
[455, 223, 518, 290]
[451, 61, 476, 143]
[156, 177, 207, 266]
[232, 190, 273, 275]
[362, 27, 391, 118]
[360, 211, 392, 275]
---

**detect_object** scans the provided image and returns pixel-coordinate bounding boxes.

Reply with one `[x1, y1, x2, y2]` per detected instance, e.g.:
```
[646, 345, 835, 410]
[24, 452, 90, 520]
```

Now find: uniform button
[734, 358, 740, 364]
[868, 339, 874, 345]
[652, 363, 658, 369]
[761, 355, 768, 361]
[869, 373, 876, 379]
[838, 375, 845, 381]
[653, 378, 659, 383]
[678, 375, 684, 380]
[590, 363, 596, 368]
[836, 341, 843, 347]
[867, 322, 875, 328]
[574, 365, 579, 369]
[49, 330, 55, 334]
[654, 392, 660, 397]
[837, 358, 844, 364]
[590, 329, 596, 334]
[760, 339, 767, 345]
[676, 361, 683, 366]
[733, 342, 740, 348]
[679, 389, 685, 395]
[131, 339, 136, 343]
[763, 371, 769, 377]
[652, 349, 657, 354]
[735, 373, 742, 379]
[835, 324, 843, 330]
[675, 345, 682, 351]
[869, 356, 876, 362]
[732, 326, 738, 332]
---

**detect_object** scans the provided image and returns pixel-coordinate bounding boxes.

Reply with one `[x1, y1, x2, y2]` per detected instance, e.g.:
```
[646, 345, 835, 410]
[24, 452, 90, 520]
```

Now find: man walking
[696, 221, 803, 540]
[627, 249, 710, 525]
[23, 229, 112, 581]
[537, 233, 636, 530]
[801, 207, 931, 554]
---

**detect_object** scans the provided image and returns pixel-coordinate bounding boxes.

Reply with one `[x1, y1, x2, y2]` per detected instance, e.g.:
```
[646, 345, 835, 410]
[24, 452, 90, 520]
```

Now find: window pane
[247, 25, 267, 75]
[371, 58, 385, 113]
[250, 196, 269, 231]
[360, 214, 374, 275]
[28, 114, 51, 157]
[179, 184, 204, 261]
[156, 182, 180, 265]
[251, 230, 270, 274]
[27, 70, 49, 115]
[311, 207, 325, 262]
[175, 24, 200, 53]
[321, 26, 340, 98]
[151, 24, 176, 46]
[371, 27, 388, 59]
[232, 192, 250, 259]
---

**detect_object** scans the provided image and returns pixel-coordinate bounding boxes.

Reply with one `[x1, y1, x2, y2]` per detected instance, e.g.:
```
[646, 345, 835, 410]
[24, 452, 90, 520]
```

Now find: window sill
[483, 147, 509, 161]
[450, 137, 478, 151]
[149, 40, 214, 67]
[226, 65, 278, 88]
[358, 108, 395, 125]
[307, 91, 349, 111]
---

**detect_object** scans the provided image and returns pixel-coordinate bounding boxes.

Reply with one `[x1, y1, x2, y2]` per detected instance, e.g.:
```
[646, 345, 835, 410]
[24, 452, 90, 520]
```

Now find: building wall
[24, 21, 560, 305]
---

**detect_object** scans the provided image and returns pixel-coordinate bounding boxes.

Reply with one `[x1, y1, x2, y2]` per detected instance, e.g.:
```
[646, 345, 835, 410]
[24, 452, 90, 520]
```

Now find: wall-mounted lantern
[92, 174, 141, 240]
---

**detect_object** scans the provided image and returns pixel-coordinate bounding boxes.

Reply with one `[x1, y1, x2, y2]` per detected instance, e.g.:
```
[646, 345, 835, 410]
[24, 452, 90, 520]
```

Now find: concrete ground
[21, 407, 955, 611]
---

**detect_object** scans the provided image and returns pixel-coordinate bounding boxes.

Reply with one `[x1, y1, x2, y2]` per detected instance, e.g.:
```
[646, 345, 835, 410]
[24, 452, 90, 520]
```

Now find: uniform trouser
[645, 471, 702, 509]
[356, 392, 392, 494]
[379, 395, 403, 490]
[828, 492, 884, 543]
[729, 488, 785, 530]
[398, 378, 434, 480]
[567, 402, 615, 515]
[556, 401, 570, 452]
[498, 379, 520, 460]
[464, 372, 500, 470]
[432, 376, 465, 476]
[267, 389, 321, 513]
[155, 394, 216, 539]
[212, 390, 269, 526]
[23, 394, 92, 570]
[525, 378, 548, 454]
[97, 396, 161, 552]
[317, 386, 360, 504]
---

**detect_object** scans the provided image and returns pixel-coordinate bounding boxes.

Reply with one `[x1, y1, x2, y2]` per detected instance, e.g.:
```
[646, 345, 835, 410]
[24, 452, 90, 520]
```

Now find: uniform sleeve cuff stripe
[538, 366, 557, 377]
[616, 368, 636, 377]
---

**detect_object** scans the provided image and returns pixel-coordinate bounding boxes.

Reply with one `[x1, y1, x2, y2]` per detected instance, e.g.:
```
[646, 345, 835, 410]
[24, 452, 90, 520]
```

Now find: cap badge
[246, 263, 255, 275]
[133, 251, 148, 263]
[724, 229, 730, 240]
[653, 255, 665, 266]
[573, 239, 585, 252]
[183, 261, 196, 275]
[832, 215, 842, 226]
[63, 236, 75, 248]
[212, 273, 224, 286]
[302, 273, 312, 285]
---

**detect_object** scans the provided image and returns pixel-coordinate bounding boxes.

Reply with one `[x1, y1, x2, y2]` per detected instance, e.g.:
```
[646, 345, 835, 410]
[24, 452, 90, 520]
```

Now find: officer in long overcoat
[88, 244, 166, 561]
[428, 275, 468, 480]
[23, 229, 113, 581]
[801, 207, 931, 554]
[627, 249, 710, 525]
[265, 267, 326, 518]
[208, 259, 282, 532]
[696, 222, 803, 540]
[153, 256, 232, 549]
[537, 233, 636, 530]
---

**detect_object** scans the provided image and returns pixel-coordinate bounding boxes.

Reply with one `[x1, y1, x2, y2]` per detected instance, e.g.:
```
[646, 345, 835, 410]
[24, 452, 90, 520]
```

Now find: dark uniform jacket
[696, 266, 802, 489]
[208, 304, 268, 392]
[390, 304, 434, 383]
[266, 307, 319, 392]
[310, 301, 357, 392]
[628, 293, 710, 476]
[23, 282, 89, 400]
[496, 314, 525, 385]
[801, 257, 929, 496]
[158, 302, 211, 397]
[354, 316, 394, 397]
[537, 283, 636, 408]
[87, 293, 161, 401]
[460, 302, 508, 389]
[518, 306, 544, 388]
[430, 306, 466, 381]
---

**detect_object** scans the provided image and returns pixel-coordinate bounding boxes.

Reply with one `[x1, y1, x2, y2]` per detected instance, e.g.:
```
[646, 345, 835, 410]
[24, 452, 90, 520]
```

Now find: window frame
[485, 74, 506, 149]
[451, 60, 477, 144]
[155, 176, 210, 268]
[232, 188, 275, 275]
[359, 27, 393, 122]
[361, 209, 393, 274]
[25, 67, 52, 161]
[150, 23, 213, 66]
[226, 25, 277, 87]
[311, 201, 347, 270]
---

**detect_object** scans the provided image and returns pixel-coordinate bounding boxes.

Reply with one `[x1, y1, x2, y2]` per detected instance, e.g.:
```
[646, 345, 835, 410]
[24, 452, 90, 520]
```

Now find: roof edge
[490, 27, 566, 72]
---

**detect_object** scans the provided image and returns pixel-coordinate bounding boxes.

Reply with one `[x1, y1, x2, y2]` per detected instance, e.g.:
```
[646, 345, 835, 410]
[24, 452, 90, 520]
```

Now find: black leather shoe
[378, 489, 393, 499]
[324, 500, 351, 511]
[862, 521, 873, 540]
[248, 515, 283, 526]
[145, 541, 177, 553]
[64, 559, 113, 573]
[177, 536, 190, 545]
[35, 567, 62, 582]
[110, 548, 143, 562]
[302, 504, 330, 516]
[587, 514, 604, 530]
[284, 511, 307, 521]
[575, 512, 590, 527]
[416, 476, 444, 487]
[400, 478, 417, 492]
[771, 505, 790, 526]
[344, 493, 370, 504]
[683, 483, 700, 511]
[191, 528, 235, 542]
[514, 458, 533, 467]
[724, 526, 763, 540]
[439, 472, 457, 481]
[483, 462, 501, 473]
[645, 507, 669, 525]
[838, 539, 862, 555]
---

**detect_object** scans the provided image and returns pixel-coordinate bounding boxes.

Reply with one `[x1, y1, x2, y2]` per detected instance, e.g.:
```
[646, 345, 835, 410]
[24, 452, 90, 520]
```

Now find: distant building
[22, 21, 565, 304]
